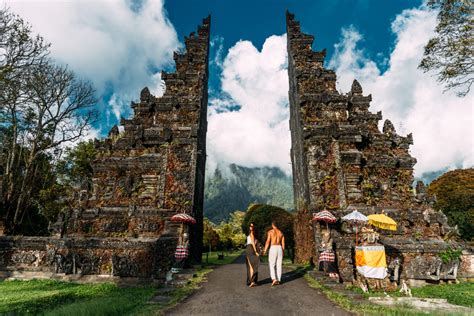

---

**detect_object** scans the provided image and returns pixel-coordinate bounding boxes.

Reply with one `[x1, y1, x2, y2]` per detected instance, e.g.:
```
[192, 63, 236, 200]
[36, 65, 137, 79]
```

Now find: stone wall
[286, 11, 472, 283]
[0, 16, 211, 281]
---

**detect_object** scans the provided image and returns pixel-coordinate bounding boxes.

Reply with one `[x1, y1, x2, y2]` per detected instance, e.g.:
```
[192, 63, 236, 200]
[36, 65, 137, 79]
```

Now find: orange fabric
[355, 250, 366, 267]
[355, 246, 387, 268]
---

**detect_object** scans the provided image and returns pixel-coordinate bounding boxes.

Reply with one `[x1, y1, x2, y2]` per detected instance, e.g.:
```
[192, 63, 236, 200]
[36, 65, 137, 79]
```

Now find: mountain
[204, 164, 294, 223]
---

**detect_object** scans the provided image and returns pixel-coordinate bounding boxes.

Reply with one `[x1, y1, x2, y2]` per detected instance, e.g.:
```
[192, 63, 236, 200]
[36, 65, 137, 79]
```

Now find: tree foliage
[242, 204, 294, 249]
[204, 164, 293, 223]
[216, 211, 246, 249]
[419, 0, 473, 97]
[428, 168, 474, 240]
[56, 140, 97, 191]
[202, 218, 220, 251]
[0, 7, 97, 233]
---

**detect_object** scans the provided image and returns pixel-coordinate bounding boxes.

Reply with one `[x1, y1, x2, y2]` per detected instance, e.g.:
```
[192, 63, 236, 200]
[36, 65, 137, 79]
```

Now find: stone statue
[171, 232, 190, 273]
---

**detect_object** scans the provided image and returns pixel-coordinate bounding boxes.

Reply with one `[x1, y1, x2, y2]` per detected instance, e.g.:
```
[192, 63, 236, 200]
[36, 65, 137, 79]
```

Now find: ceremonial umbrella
[171, 213, 196, 224]
[341, 210, 368, 246]
[312, 209, 337, 229]
[171, 213, 196, 236]
[367, 213, 397, 231]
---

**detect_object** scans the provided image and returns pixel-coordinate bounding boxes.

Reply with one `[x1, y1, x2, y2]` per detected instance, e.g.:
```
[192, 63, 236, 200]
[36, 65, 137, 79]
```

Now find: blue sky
[3, 0, 473, 181]
[166, 0, 420, 70]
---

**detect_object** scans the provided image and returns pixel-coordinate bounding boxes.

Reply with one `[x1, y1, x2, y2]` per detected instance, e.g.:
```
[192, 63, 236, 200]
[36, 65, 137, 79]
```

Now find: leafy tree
[202, 218, 220, 252]
[228, 211, 246, 248]
[216, 222, 234, 250]
[0, 8, 97, 233]
[428, 168, 474, 240]
[1, 7, 50, 232]
[242, 204, 294, 259]
[216, 211, 246, 250]
[9, 149, 56, 236]
[204, 164, 293, 223]
[419, 0, 473, 97]
[56, 140, 97, 191]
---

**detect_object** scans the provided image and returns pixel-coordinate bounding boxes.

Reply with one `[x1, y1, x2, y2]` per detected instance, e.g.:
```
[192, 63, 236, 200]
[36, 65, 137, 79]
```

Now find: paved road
[166, 255, 351, 316]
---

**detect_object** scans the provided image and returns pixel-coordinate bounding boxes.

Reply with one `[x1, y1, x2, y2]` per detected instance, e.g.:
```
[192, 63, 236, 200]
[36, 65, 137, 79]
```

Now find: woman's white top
[247, 235, 253, 245]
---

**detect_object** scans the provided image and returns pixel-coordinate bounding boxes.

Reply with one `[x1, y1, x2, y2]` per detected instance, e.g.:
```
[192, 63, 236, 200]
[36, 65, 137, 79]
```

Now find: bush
[428, 168, 474, 240]
[241, 204, 294, 249]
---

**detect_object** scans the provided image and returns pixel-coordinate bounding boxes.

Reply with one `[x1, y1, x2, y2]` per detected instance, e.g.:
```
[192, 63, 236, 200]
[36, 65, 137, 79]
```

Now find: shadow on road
[258, 269, 304, 286]
[229, 253, 307, 286]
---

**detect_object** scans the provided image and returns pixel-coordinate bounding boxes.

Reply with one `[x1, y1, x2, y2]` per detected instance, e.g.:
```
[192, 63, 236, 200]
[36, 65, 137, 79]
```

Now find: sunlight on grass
[202, 249, 243, 265]
[0, 280, 154, 315]
[0, 260, 229, 315]
[303, 274, 465, 316]
[411, 282, 474, 308]
[348, 281, 474, 308]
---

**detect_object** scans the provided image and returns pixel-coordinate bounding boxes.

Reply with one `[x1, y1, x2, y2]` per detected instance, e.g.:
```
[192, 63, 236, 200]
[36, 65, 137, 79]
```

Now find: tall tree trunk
[4, 106, 18, 203]
[12, 144, 36, 227]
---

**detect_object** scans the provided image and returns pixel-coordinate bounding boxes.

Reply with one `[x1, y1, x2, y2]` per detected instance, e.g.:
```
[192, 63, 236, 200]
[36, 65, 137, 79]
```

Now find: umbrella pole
[355, 224, 358, 247]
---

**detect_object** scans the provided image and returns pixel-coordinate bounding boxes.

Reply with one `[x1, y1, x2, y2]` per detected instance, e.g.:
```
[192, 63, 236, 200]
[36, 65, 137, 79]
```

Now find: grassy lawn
[304, 275, 441, 316]
[352, 281, 474, 308]
[202, 249, 243, 265]
[410, 282, 473, 308]
[0, 270, 214, 316]
[135, 268, 212, 316]
[0, 252, 237, 316]
[0, 279, 155, 315]
[304, 273, 474, 315]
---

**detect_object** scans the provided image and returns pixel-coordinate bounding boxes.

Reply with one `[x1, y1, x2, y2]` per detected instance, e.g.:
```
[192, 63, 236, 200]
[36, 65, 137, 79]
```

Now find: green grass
[202, 249, 243, 265]
[304, 274, 472, 316]
[0, 259, 225, 315]
[411, 282, 474, 308]
[136, 268, 212, 316]
[350, 282, 474, 308]
[0, 271, 214, 316]
[0, 279, 155, 315]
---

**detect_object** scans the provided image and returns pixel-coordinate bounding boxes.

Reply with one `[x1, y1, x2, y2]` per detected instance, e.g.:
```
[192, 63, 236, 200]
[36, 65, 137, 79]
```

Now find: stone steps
[148, 295, 173, 305]
[307, 270, 369, 306]
[172, 271, 196, 281]
[164, 268, 196, 288]
[166, 279, 190, 287]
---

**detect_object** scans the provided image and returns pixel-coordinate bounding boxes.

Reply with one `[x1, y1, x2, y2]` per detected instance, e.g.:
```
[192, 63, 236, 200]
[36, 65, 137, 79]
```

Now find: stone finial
[416, 180, 426, 194]
[286, 10, 295, 21]
[383, 119, 396, 135]
[108, 125, 119, 138]
[351, 79, 363, 95]
[140, 87, 151, 102]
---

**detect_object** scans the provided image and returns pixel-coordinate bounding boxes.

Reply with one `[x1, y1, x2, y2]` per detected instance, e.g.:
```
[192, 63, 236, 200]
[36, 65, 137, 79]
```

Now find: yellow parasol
[367, 213, 397, 231]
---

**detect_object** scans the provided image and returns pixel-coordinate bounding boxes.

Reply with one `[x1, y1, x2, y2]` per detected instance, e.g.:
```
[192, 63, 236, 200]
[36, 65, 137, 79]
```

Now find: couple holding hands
[246, 221, 285, 287]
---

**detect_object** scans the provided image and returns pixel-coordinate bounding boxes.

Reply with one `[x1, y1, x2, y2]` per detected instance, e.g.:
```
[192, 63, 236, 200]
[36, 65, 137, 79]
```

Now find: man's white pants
[269, 245, 283, 281]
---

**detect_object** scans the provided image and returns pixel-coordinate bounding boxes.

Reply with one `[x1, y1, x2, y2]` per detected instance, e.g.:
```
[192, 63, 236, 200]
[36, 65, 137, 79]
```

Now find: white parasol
[341, 210, 368, 246]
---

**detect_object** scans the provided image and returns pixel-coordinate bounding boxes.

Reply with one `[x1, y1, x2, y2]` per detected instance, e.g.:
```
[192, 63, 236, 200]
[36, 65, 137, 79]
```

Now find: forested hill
[204, 164, 294, 223]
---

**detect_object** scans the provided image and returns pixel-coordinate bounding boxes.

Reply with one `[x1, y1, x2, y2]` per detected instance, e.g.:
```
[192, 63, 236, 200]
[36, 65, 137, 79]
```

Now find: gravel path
[166, 255, 352, 316]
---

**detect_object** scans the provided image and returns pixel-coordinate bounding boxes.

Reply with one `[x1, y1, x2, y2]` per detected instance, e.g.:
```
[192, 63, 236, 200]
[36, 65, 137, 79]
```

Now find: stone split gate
[0, 13, 472, 284]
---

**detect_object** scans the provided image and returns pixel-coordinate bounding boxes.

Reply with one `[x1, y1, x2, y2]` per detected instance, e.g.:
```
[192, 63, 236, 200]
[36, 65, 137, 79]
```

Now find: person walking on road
[263, 221, 285, 286]
[246, 222, 260, 287]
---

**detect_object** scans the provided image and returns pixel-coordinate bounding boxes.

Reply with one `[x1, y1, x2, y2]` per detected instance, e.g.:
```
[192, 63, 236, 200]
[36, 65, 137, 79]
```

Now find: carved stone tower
[286, 12, 466, 283]
[73, 15, 211, 266]
[0, 16, 210, 280]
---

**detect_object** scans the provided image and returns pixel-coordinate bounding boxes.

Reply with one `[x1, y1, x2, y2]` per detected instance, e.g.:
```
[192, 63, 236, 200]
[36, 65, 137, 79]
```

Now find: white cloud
[207, 35, 291, 175]
[4, 0, 179, 127]
[328, 6, 474, 178]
